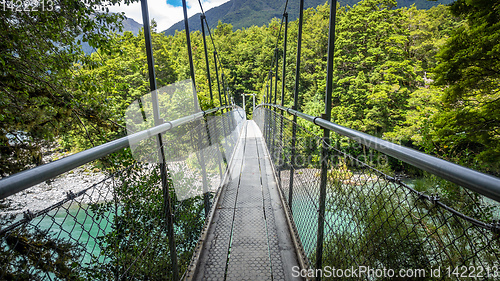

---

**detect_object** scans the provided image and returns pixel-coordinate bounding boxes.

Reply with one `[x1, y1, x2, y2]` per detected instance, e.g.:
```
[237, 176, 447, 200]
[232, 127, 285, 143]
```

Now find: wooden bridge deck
[188, 120, 302, 281]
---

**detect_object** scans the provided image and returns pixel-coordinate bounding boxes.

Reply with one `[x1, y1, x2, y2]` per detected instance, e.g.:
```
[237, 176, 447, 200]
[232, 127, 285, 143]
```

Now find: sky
[108, 0, 231, 32]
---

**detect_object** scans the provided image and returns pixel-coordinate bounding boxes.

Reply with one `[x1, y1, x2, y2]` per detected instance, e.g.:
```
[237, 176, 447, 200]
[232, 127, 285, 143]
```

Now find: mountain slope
[339, 0, 454, 8]
[163, 0, 327, 36]
[82, 17, 142, 55]
[162, 0, 454, 36]
[121, 17, 143, 35]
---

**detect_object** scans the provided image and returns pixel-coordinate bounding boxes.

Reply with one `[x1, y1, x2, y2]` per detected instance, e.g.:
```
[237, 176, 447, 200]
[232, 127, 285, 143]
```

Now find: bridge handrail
[260, 103, 500, 202]
[0, 106, 234, 200]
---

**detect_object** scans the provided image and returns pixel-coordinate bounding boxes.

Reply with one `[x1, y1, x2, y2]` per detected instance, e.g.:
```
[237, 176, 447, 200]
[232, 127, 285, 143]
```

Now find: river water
[31, 205, 116, 265]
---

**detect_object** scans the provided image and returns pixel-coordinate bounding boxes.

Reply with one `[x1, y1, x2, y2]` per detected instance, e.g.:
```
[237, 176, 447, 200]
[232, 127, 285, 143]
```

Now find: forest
[0, 0, 499, 177]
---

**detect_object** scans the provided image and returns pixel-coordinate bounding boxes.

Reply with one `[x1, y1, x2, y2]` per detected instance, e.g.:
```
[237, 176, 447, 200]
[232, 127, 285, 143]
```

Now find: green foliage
[432, 0, 500, 174]
[327, 157, 354, 185]
[407, 5, 461, 71]
[62, 29, 179, 151]
[385, 86, 443, 151]
[339, 0, 454, 9]
[411, 171, 498, 221]
[85, 164, 171, 279]
[84, 161, 205, 279]
[387, 0, 499, 175]
[332, 0, 419, 135]
[0, 0, 138, 175]
[322, 175, 499, 278]
[1, 228, 83, 280]
[322, 181, 432, 277]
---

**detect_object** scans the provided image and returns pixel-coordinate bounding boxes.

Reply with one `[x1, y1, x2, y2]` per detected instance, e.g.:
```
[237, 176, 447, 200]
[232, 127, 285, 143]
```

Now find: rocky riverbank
[0, 161, 223, 217]
[0, 165, 107, 216]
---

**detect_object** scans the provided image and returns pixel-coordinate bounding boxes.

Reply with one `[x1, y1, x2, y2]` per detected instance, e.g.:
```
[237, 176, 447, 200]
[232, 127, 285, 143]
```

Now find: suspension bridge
[2, 0, 500, 280]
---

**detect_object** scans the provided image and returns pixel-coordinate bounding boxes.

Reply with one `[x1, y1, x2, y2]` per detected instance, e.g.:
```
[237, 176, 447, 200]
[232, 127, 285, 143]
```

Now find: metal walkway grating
[190, 120, 301, 281]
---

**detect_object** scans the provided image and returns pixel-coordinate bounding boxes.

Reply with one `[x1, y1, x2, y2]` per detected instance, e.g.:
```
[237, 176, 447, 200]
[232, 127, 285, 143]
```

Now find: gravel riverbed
[0, 166, 107, 216]
[0, 160, 223, 217]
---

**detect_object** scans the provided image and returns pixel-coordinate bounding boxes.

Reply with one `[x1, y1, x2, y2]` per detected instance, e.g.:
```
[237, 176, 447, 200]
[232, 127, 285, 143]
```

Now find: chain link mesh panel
[255, 107, 500, 280]
[0, 109, 245, 280]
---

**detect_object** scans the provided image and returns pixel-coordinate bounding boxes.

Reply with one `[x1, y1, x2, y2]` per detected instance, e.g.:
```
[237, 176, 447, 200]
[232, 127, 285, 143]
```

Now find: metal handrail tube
[260, 103, 500, 202]
[0, 106, 232, 200]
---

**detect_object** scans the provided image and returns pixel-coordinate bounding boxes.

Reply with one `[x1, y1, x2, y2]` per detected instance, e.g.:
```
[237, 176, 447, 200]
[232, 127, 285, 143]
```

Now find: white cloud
[108, 0, 230, 32]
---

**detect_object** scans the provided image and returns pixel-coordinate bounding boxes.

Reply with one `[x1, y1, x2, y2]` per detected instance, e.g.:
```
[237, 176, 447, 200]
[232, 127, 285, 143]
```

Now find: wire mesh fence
[0, 108, 245, 280]
[255, 106, 500, 280]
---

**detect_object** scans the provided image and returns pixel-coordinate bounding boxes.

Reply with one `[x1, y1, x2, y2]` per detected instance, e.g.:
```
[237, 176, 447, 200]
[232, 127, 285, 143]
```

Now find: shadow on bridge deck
[188, 120, 302, 281]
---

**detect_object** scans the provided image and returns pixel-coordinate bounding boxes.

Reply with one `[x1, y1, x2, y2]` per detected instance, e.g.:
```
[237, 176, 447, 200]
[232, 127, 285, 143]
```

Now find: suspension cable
[196, 0, 231, 104]
[265, 0, 290, 104]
